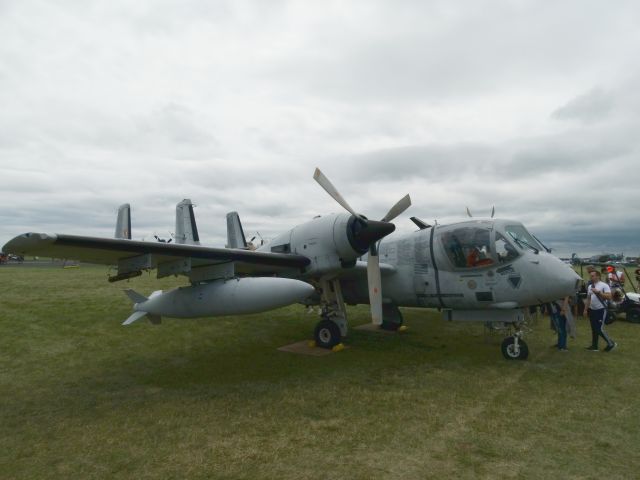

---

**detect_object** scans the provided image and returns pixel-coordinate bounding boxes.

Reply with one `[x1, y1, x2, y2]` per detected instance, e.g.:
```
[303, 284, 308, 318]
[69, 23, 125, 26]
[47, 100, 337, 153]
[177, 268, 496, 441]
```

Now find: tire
[381, 304, 404, 331]
[627, 310, 640, 324]
[314, 319, 341, 349]
[381, 318, 403, 331]
[501, 337, 529, 360]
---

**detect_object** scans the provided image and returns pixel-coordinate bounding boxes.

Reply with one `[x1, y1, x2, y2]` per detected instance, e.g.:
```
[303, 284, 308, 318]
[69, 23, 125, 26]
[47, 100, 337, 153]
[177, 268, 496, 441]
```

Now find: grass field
[2, 265, 640, 479]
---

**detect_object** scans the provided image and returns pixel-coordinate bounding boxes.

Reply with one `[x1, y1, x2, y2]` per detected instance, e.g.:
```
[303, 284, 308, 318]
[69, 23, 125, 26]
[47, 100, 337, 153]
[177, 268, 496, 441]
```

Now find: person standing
[550, 296, 572, 351]
[585, 270, 617, 352]
[577, 265, 596, 317]
[607, 266, 625, 288]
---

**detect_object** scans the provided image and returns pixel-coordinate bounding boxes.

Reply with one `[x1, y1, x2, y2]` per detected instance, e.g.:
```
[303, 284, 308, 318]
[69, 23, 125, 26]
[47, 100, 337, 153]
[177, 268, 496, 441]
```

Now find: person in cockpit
[466, 246, 494, 267]
[466, 231, 493, 267]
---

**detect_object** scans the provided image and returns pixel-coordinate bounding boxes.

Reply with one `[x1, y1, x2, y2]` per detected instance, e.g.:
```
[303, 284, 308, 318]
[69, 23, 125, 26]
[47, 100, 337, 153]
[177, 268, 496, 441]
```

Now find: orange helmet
[607, 266, 614, 272]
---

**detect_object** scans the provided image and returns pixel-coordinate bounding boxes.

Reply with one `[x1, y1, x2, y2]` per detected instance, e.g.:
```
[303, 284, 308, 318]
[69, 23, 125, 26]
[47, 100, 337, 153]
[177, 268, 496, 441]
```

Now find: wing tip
[3, 232, 57, 253]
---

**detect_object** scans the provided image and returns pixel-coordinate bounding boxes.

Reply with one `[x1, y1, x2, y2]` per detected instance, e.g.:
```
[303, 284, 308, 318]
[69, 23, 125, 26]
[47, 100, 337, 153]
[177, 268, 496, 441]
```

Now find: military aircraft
[3, 169, 581, 359]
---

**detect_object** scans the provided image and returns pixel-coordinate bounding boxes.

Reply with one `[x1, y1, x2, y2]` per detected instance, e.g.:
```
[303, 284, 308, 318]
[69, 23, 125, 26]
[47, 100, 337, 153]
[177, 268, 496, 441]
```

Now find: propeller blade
[466, 207, 473, 218]
[313, 168, 359, 218]
[490, 206, 495, 218]
[381, 194, 412, 222]
[367, 250, 383, 325]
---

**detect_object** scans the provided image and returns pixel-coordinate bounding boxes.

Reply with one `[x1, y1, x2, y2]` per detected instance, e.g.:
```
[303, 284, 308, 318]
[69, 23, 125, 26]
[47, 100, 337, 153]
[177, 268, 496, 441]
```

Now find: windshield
[495, 233, 519, 263]
[441, 227, 494, 269]
[505, 224, 543, 253]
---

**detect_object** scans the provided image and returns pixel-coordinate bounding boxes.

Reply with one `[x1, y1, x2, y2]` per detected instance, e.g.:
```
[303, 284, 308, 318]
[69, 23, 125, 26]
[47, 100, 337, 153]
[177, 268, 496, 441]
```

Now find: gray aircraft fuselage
[259, 214, 579, 313]
[357, 220, 576, 309]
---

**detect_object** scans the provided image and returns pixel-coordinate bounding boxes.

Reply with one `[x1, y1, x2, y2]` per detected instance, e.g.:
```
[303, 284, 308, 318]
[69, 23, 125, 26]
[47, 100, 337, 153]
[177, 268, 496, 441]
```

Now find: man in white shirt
[585, 270, 617, 351]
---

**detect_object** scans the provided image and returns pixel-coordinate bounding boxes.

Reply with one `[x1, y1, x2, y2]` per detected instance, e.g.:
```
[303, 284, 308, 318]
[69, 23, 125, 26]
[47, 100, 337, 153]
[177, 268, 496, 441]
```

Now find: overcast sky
[1, 0, 639, 257]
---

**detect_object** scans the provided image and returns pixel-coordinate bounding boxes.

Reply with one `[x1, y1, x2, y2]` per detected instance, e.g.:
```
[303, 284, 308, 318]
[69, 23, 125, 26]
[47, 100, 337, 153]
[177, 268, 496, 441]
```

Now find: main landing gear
[314, 319, 342, 349]
[380, 303, 404, 331]
[312, 279, 405, 349]
[313, 278, 348, 349]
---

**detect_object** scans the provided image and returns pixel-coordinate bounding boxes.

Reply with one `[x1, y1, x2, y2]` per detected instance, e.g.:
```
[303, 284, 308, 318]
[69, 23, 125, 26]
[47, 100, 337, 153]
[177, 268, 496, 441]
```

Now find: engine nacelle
[263, 213, 394, 277]
[291, 214, 360, 272]
[133, 277, 315, 318]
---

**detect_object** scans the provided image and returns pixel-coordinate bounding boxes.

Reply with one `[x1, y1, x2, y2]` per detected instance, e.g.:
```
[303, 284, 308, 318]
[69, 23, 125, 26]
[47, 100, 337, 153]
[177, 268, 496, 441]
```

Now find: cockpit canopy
[440, 221, 543, 269]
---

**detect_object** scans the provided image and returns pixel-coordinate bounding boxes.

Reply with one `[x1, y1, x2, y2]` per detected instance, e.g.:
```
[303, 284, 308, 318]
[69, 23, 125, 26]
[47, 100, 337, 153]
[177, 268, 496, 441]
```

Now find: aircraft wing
[3, 233, 310, 276]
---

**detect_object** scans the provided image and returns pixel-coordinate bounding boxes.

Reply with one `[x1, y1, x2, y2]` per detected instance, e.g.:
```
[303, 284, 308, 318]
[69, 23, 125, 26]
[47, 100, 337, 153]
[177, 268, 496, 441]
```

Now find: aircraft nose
[555, 258, 582, 298]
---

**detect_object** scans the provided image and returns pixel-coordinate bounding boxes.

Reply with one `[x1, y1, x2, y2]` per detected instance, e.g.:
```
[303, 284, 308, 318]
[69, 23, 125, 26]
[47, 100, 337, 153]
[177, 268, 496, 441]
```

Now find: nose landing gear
[501, 327, 529, 360]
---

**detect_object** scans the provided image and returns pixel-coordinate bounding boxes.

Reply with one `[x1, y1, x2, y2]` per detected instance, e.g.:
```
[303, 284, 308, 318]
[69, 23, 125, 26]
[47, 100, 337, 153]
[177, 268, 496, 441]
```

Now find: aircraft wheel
[314, 319, 341, 349]
[381, 318, 403, 331]
[381, 304, 404, 331]
[501, 336, 529, 360]
[627, 310, 640, 324]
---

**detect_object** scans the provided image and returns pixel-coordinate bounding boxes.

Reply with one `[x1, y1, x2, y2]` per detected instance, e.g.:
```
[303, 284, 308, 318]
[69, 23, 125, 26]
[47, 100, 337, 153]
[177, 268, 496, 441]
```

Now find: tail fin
[122, 311, 161, 325]
[115, 204, 132, 239]
[122, 289, 162, 325]
[226, 211, 248, 249]
[124, 288, 147, 304]
[175, 199, 200, 245]
[123, 311, 147, 325]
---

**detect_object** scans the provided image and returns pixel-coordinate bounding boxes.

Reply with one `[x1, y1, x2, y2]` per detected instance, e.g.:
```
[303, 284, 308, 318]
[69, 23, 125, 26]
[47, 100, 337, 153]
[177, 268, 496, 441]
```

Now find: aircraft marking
[497, 265, 515, 275]
[508, 274, 522, 289]
[414, 263, 429, 274]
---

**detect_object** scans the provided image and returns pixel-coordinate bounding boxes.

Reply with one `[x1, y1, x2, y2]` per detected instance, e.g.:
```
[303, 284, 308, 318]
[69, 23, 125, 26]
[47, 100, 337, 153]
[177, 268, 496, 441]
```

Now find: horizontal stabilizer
[124, 289, 147, 304]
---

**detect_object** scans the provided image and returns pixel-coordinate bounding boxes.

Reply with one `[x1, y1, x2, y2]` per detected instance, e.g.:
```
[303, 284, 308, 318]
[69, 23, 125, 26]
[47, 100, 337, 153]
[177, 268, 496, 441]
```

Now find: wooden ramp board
[277, 340, 340, 356]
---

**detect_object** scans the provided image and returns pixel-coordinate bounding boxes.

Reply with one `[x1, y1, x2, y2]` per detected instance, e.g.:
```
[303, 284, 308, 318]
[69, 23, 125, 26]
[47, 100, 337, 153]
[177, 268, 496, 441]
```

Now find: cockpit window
[505, 225, 542, 253]
[495, 233, 519, 263]
[441, 227, 494, 269]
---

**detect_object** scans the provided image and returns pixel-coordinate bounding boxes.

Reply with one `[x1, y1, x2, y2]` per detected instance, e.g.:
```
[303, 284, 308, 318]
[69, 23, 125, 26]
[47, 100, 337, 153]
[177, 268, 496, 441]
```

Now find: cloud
[552, 88, 615, 124]
[1, 1, 640, 258]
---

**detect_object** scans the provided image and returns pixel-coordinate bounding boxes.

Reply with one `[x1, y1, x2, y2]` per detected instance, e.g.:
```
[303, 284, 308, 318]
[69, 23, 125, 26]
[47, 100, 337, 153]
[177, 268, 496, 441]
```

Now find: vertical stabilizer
[175, 199, 200, 245]
[226, 211, 248, 249]
[115, 204, 132, 239]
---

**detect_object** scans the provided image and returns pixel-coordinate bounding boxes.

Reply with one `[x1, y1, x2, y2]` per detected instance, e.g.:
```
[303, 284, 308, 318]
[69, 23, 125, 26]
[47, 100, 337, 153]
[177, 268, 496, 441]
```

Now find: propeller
[313, 168, 360, 219]
[313, 168, 411, 325]
[381, 194, 411, 223]
[153, 234, 172, 244]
